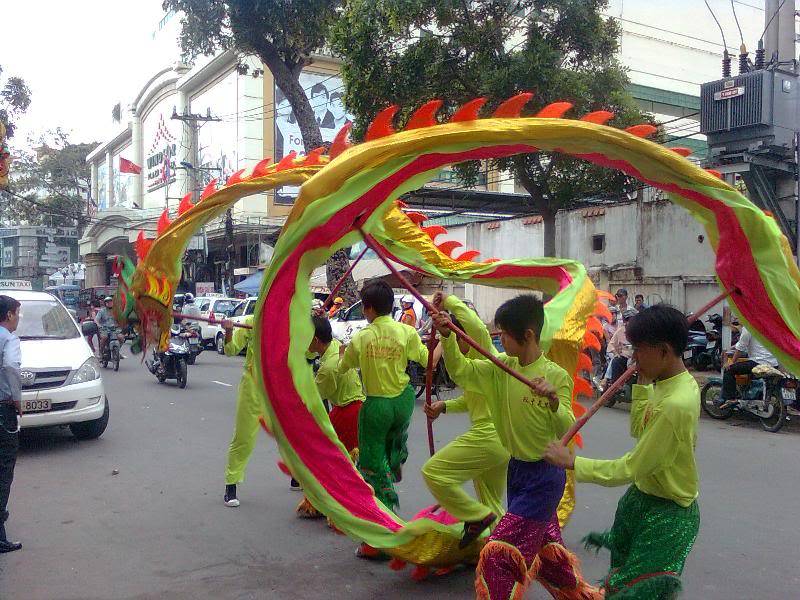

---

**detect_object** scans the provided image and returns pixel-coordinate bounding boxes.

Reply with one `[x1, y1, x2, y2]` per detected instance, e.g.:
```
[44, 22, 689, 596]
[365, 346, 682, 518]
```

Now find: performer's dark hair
[494, 294, 544, 344]
[312, 315, 333, 344]
[360, 280, 394, 315]
[626, 304, 688, 355]
[0, 295, 20, 323]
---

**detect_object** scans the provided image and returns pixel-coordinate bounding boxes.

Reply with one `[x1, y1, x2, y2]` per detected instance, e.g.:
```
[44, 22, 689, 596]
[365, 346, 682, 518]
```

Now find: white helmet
[401, 294, 414, 304]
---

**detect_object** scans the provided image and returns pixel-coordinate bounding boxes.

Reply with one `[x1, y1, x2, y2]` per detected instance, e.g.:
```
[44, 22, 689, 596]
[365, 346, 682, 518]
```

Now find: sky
[0, 0, 773, 153]
[0, 1, 178, 151]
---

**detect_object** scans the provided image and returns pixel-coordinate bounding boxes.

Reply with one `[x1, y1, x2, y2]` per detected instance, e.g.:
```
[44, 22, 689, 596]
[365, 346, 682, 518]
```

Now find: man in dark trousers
[0, 295, 21, 551]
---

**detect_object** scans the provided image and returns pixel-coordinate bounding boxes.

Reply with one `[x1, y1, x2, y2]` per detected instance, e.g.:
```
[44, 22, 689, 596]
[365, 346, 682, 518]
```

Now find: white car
[330, 295, 426, 343]
[11, 290, 108, 439]
[193, 296, 240, 352]
[230, 296, 258, 326]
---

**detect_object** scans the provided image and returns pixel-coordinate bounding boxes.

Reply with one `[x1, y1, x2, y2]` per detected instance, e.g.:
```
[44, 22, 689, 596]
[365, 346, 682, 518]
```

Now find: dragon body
[129, 97, 800, 572]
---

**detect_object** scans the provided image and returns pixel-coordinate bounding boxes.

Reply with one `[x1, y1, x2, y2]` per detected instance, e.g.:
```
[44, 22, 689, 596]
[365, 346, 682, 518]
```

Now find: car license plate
[22, 398, 51, 413]
[781, 388, 796, 401]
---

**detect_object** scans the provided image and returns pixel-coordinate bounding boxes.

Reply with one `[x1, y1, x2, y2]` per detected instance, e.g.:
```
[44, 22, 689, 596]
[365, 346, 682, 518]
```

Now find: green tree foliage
[163, 0, 358, 303]
[0, 65, 31, 139]
[3, 130, 95, 228]
[332, 0, 652, 255]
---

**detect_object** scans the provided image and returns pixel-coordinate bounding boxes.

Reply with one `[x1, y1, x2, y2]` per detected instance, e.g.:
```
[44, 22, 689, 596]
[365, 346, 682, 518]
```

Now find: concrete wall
[460, 198, 719, 322]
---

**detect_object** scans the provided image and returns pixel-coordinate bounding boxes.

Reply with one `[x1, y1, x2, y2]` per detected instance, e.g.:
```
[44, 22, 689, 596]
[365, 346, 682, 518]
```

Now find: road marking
[212, 380, 233, 387]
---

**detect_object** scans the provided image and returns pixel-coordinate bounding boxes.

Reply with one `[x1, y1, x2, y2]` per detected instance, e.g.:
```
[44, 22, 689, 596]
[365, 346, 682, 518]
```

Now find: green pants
[357, 386, 415, 512]
[225, 370, 264, 485]
[421, 421, 509, 523]
[586, 485, 700, 599]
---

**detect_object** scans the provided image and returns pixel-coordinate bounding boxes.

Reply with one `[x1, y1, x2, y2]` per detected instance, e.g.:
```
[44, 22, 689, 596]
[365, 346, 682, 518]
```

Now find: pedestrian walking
[0, 295, 22, 552]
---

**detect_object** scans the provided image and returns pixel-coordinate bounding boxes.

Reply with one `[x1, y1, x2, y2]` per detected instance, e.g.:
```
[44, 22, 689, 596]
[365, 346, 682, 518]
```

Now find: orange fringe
[533, 542, 604, 600]
[295, 497, 323, 519]
[475, 540, 535, 600]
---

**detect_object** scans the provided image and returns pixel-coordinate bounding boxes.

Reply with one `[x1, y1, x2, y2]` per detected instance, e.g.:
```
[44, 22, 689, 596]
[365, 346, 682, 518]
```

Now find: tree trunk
[513, 156, 558, 257]
[542, 208, 556, 257]
[258, 48, 357, 302]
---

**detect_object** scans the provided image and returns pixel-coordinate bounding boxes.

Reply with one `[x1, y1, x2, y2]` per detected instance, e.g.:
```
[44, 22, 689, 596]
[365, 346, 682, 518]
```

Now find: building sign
[274, 71, 353, 204]
[0, 227, 78, 238]
[112, 146, 136, 208]
[714, 86, 745, 101]
[142, 100, 178, 200]
[0, 280, 31, 290]
[195, 281, 215, 296]
[147, 141, 177, 193]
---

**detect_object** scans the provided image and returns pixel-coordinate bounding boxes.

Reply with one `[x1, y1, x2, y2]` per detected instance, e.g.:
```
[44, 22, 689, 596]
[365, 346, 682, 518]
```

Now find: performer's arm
[337, 338, 360, 375]
[224, 322, 250, 357]
[315, 361, 337, 402]
[442, 296, 496, 356]
[444, 394, 468, 414]
[440, 331, 497, 398]
[548, 368, 576, 438]
[573, 414, 679, 487]
[406, 327, 429, 366]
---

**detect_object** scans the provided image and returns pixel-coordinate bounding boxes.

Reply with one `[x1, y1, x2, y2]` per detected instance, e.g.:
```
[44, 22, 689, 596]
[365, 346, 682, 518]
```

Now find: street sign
[714, 86, 745, 101]
[0, 280, 32, 290]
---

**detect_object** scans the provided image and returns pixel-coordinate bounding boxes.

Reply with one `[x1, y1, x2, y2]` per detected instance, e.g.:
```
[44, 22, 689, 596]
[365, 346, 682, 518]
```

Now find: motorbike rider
[720, 327, 779, 408]
[181, 293, 201, 325]
[95, 297, 125, 359]
[328, 297, 344, 319]
[607, 309, 637, 385]
[399, 295, 417, 328]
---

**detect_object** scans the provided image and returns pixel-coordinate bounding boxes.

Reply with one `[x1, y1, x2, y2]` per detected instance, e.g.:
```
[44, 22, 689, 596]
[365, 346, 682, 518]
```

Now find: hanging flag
[119, 157, 142, 175]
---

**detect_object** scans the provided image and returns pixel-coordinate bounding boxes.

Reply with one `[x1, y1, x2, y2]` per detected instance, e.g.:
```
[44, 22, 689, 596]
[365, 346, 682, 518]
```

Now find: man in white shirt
[0, 295, 22, 552]
[721, 327, 778, 405]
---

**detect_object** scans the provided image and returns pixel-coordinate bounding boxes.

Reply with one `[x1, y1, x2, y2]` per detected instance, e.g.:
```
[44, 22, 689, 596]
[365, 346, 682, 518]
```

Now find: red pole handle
[172, 312, 253, 329]
[322, 246, 369, 310]
[424, 332, 437, 457]
[358, 229, 557, 402]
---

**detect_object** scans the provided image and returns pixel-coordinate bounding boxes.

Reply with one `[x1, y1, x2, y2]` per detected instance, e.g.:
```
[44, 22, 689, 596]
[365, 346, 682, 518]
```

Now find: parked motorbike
[146, 325, 189, 388]
[99, 326, 123, 372]
[601, 360, 638, 408]
[701, 360, 797, 432]
[684, 318, 708, 370]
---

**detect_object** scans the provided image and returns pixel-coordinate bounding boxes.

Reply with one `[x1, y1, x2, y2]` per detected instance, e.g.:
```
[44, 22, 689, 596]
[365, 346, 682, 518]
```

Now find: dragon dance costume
[574, 371, 700, 598]
[338, 315, 428, 512]
[421, 296, 509, 524]
[223, 315, 266, 486]
[441, 332, 599, 600]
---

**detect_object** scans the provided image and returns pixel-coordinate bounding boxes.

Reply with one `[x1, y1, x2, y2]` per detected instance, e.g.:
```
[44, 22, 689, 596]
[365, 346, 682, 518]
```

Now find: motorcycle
[99, 327, 123, 372]
[600, 358, 638, 408]
[183, 323, 203, 365]
[697, 314, 742, 372]
[146, 325, 189, 388]
[684, 318, 708, 370]
[700, 360, 797, 432]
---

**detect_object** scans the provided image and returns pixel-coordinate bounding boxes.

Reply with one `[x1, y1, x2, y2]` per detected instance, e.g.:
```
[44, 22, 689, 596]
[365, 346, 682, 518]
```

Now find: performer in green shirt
[434, 295, 599, 600]
[421, 294, 509, 539]
[337, 280, 428, 518]
[545, 304, 700, 599]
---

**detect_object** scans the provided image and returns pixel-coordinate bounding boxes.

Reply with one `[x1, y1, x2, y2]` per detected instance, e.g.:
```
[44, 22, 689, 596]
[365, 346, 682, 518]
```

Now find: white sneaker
[224, 498, 240, 507]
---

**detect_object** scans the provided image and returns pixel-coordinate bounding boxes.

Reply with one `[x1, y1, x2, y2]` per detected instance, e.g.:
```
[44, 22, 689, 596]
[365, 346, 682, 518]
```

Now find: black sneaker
[290, 478, 302, 491]
[224, 484, 239, 507]
[459, 512, 496, 549]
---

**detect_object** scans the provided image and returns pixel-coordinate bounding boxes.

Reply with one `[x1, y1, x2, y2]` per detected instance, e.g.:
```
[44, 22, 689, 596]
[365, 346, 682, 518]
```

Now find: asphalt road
[1, 349, 798, 599]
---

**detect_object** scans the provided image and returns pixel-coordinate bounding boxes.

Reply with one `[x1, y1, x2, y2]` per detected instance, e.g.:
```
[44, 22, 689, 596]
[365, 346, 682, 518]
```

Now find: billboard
[274, 71, 352, 204]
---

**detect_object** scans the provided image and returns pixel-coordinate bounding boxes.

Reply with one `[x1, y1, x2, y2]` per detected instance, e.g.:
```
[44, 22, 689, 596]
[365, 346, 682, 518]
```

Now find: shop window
[592, 234, 605, 253]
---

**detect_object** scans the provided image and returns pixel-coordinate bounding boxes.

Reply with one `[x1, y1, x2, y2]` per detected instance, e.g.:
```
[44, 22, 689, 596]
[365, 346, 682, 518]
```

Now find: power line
[705, 0, 727, 50]
[731, 0, 745, 46]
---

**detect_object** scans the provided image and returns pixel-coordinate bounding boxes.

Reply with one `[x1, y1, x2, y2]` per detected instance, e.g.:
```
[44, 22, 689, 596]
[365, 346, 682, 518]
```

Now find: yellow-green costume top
[574, 370, 700, 507]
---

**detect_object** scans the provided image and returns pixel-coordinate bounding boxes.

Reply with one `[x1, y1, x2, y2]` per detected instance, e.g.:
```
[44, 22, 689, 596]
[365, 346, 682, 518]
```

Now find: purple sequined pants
[476, 459, 581, 599]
